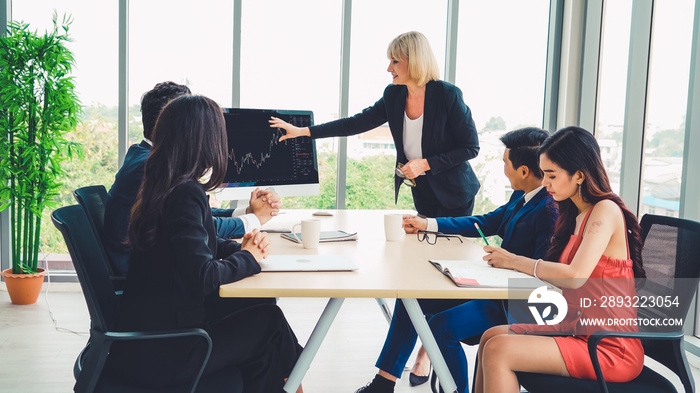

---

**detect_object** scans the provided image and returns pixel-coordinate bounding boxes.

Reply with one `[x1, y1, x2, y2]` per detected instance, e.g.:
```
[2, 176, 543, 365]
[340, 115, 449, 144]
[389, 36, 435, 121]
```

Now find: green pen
[474, 223, 489, 245]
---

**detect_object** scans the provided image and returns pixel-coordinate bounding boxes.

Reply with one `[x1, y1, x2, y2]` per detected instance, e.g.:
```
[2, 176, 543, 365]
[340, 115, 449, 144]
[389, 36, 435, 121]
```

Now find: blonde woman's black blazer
[309, 80, 480, 210]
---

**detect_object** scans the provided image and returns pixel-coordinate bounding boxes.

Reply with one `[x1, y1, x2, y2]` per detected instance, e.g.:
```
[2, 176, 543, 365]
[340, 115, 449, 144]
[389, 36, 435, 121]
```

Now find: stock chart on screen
[219, 108, 319, 199]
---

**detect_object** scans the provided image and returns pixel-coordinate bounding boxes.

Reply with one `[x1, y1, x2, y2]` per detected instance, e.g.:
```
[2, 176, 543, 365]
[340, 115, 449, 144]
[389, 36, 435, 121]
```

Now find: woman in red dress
[473, 126, 646, 392]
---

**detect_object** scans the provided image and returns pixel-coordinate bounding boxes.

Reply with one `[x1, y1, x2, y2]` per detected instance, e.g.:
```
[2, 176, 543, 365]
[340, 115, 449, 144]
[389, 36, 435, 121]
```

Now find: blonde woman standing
[270, 31, 480, 219]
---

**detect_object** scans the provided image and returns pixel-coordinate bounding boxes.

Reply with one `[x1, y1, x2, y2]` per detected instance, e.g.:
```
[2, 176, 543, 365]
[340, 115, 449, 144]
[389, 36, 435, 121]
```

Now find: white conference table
[220, 209, 510, 393]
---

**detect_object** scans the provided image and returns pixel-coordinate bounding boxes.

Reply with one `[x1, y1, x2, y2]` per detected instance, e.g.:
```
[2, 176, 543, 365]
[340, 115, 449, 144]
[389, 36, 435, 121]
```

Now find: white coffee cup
[291, 219, 322, 249]
[384, 214, 404, 241]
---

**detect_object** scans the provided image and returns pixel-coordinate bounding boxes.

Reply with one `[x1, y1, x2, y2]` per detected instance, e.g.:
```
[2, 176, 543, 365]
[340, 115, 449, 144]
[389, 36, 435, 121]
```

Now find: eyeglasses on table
[416, 230, 463, 245]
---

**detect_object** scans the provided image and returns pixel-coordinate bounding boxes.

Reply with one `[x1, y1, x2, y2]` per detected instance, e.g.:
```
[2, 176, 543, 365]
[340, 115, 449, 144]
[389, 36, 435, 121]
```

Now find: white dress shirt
[402, 112, 426, 176]
[232, 207, 262, 233]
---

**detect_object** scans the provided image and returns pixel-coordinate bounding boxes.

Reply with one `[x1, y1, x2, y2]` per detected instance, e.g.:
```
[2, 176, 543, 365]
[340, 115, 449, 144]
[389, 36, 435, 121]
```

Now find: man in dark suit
[355, 127, 557, 393]
[103, 82, 280, 276]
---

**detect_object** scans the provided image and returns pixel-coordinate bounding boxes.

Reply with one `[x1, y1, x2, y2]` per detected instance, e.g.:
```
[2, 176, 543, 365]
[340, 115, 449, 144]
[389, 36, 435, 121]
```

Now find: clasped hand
[241, 228, 271, 262]
[247, 188, 281, 225]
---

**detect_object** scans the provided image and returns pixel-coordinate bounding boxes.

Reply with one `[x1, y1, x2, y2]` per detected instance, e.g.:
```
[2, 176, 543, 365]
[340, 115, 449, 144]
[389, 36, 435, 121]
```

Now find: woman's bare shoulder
[588, 199, 624, 227]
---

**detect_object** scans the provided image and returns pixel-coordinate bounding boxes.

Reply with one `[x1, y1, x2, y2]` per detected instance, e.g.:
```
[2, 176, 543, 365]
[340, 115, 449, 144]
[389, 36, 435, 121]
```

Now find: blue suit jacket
[103, 140, 245, 275]
[310, 80, 481, 210]
[437, 188, 557, 259]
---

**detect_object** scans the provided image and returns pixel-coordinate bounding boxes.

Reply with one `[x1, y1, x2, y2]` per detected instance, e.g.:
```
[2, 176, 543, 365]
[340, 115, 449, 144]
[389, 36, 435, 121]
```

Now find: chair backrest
[637, 214, 700, 387]
[73, 185, 116, 276]
[73, 185, 108, 238]
[52, 205, 119, 331]
[637, 214, 700, 320]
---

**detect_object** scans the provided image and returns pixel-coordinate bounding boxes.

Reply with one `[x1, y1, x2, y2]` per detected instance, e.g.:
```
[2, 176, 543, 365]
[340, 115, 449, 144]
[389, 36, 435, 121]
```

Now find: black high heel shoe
[409, 366, 431, 387]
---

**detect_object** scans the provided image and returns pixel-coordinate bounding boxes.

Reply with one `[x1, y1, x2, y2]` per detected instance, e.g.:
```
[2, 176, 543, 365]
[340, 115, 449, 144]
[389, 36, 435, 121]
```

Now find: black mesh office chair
[73, 185, 125, 292]
[516, 214, 700, 393]
[52, 205, 242, 393]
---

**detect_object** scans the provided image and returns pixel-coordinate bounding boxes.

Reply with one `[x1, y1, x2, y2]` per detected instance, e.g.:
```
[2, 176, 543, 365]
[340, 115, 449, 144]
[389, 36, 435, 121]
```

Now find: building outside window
[638, 0, 695, 219]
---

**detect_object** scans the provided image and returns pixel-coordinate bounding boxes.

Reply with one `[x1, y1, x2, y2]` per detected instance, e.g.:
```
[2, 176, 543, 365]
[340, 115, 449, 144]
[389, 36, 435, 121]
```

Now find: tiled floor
[1, 282, 698, 392]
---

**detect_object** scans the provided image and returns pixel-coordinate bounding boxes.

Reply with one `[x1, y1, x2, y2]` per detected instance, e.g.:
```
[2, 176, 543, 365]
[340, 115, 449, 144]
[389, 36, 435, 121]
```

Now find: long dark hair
[129, 95, 227, 250]
[541, 126, 645, 279]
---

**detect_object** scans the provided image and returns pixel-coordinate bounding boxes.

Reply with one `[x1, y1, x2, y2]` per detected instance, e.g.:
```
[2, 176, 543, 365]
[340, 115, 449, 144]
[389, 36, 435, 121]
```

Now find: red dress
[510, 206, 644, 382]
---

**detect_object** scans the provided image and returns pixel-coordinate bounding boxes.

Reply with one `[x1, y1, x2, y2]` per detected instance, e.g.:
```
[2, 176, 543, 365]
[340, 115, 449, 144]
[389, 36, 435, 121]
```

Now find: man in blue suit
[103, 82, 280, 276]
[403, 127, 556, 259]
[355, 127, 556, 393]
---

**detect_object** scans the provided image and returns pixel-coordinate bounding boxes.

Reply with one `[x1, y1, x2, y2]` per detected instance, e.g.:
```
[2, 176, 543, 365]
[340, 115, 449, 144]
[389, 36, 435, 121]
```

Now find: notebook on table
[429, 259, 547, 288]
[260, 254, 359, 272]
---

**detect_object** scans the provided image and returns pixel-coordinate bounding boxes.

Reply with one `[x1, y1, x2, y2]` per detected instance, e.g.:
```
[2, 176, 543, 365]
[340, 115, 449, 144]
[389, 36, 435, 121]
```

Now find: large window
[239, 0, 342, 209]
[7, 1, 552, 261]
[129, 1, 234, 145]
[639, 0, 695, 219]
[12, 1, 119, 263]
[595, 0, 633, 194]
[456, 0, 550, 215]
[13, 2, 119, 107]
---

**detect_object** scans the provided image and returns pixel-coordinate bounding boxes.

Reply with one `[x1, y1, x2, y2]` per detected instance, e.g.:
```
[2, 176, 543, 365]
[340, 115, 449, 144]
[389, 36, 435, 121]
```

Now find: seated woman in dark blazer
[112, 94, 302, 393]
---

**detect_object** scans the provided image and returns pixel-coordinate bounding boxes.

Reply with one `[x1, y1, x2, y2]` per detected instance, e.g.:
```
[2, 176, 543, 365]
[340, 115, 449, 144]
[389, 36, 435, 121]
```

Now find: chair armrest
[588, 330, 683, 342]
[104, 327, 212, 344]
[79, 328, 212, 393]
[108, 328, 212, 393]
[586, 330, 684, 393]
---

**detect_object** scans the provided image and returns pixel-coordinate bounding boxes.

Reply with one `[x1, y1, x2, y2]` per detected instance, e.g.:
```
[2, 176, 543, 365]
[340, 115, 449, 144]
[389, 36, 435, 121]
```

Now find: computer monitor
[216, 108, 320, 200]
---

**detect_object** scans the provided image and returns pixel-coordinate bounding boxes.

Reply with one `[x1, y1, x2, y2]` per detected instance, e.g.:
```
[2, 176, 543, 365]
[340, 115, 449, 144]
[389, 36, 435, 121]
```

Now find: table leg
[402, 298, 458, 393]
[375, 298, 393, 324]
[283, 297, 345, 393]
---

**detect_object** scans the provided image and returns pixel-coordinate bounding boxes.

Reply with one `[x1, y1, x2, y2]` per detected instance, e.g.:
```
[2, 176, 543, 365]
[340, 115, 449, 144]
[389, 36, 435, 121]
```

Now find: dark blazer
[104, 140, 245, 275]
[111, 181, 261, 385]
[117, 181, 260, 331]
[437, 188, 557, 259]
[309, 80, 480, 210]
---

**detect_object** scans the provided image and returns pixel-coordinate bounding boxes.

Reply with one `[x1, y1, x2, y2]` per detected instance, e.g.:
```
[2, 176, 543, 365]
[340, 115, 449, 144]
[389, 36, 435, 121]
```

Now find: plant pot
[1, 268, 46, 305]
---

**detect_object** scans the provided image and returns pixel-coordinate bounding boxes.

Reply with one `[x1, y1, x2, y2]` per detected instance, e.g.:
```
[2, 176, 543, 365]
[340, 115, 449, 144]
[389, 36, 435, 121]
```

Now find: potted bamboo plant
[0, 13, 81, 304]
